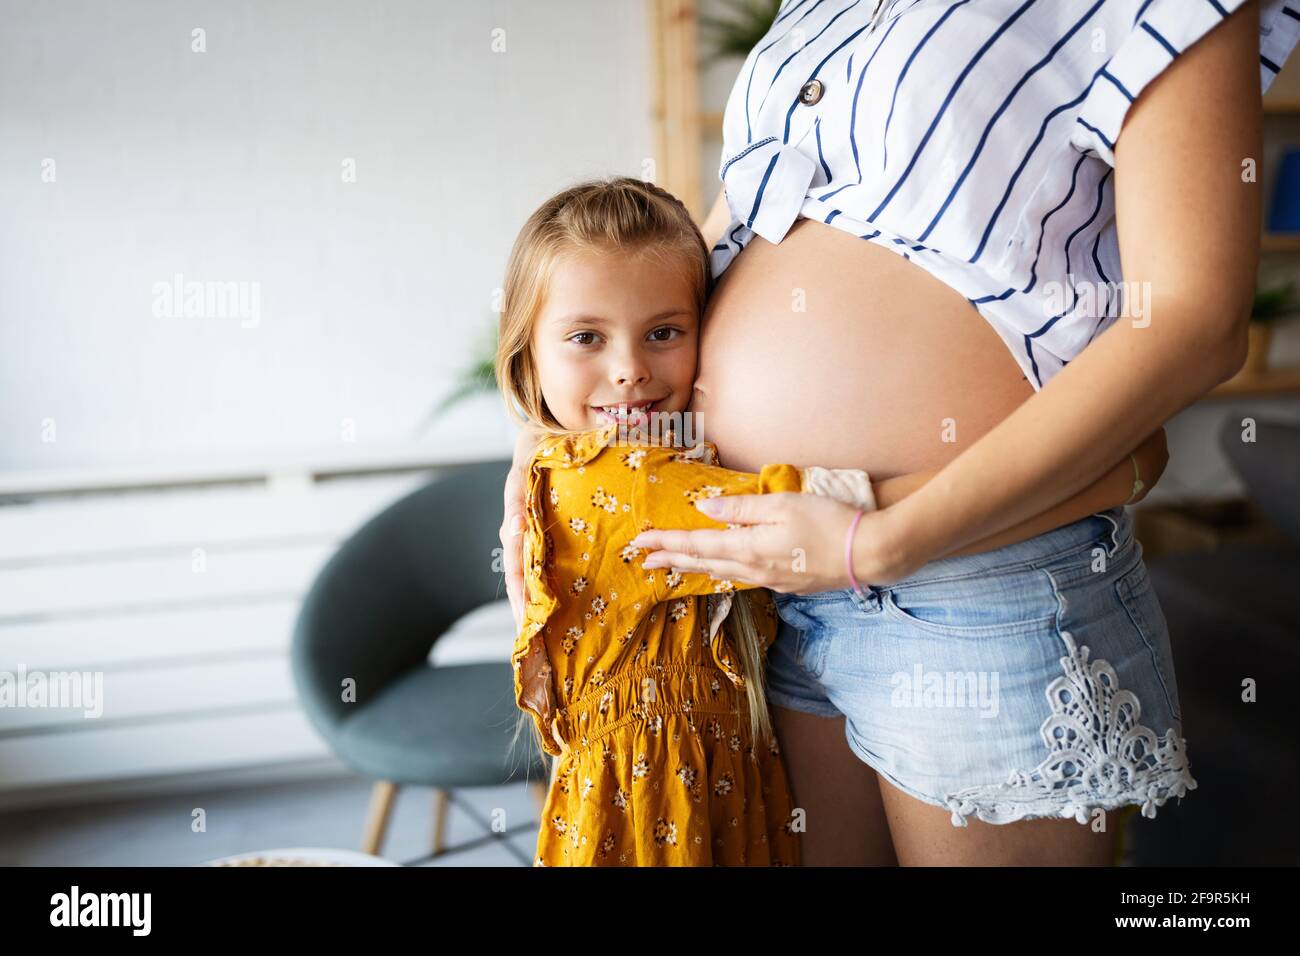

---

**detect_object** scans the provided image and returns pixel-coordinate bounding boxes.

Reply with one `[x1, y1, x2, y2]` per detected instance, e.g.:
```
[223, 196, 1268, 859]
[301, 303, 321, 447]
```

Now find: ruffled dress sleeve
[510, 424, 659, 757]
[511, 440, 565, 757]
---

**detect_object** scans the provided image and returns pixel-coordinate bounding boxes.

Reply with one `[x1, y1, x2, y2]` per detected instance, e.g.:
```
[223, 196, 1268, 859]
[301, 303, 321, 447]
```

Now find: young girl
[495, 177, 1167, 867]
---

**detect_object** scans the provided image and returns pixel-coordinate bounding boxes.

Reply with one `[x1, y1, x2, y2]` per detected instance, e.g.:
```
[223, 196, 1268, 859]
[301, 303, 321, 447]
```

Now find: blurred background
[0, 0, 1296, 867]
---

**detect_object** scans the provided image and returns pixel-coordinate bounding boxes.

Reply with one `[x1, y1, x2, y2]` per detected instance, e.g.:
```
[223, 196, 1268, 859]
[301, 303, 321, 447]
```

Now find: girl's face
[530, 246, 699, 432]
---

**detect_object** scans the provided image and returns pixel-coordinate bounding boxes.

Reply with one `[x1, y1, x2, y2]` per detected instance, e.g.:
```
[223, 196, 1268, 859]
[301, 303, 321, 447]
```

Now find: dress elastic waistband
[551, 663, 748, 755]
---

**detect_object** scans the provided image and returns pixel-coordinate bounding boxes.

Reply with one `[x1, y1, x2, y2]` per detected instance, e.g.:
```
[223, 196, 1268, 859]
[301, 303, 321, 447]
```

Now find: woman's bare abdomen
[691, 218, 1035, 478]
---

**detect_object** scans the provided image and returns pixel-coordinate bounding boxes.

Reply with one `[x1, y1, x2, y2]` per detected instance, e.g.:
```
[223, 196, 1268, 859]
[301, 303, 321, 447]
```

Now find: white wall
[0, 0, 652, 474]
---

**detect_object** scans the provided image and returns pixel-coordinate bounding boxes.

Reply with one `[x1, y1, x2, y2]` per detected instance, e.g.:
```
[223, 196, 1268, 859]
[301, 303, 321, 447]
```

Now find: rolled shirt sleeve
[1073, 0, 1300, 165]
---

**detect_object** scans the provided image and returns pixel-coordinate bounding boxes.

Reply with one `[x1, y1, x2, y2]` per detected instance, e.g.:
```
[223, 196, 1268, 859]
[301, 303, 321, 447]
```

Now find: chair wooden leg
[431, 787, 449, 855]
[362, 780, 399, 856]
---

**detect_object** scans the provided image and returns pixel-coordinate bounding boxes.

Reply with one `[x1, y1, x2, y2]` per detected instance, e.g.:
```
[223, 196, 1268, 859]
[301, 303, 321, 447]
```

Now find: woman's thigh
[878, 777, 1118, 866]
[770, 706, 897, 866]
[767, 506, 1196, 865]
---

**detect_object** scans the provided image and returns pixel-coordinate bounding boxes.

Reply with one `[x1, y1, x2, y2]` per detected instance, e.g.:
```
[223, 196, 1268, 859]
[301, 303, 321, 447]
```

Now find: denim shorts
[766, 506, 1198, 828]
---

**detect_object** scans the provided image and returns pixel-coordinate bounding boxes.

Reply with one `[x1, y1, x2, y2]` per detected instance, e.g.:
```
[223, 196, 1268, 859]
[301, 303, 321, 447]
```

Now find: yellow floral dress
[513, 422, 811, 867]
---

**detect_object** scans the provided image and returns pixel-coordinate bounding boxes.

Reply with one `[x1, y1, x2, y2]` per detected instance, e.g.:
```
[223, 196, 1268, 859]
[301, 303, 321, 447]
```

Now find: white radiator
[0, 451, 514, 812]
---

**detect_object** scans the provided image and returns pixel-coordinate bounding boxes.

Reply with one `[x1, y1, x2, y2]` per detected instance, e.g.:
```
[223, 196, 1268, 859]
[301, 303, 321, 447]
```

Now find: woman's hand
[1130, 426, 1169, 503]
[629, 492, 925, 595]
[501, 427, 542, 629]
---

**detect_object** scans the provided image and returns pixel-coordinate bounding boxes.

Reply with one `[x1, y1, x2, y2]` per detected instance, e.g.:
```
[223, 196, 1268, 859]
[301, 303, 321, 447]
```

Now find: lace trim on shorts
[944, 630, 1198, 828]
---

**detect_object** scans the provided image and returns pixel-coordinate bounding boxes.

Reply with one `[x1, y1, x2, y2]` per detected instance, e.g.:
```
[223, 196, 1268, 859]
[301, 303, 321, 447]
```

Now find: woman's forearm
[870, 311, 1237, 573]
[870, 427, 1167, 559]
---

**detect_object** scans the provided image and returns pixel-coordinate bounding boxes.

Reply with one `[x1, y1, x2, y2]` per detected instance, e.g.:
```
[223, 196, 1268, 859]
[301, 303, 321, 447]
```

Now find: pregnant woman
[502, 0, 1297, 865]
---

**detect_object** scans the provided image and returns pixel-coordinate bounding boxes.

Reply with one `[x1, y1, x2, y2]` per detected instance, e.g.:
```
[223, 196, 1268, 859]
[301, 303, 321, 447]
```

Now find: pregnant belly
[692, 218, 1035, 478]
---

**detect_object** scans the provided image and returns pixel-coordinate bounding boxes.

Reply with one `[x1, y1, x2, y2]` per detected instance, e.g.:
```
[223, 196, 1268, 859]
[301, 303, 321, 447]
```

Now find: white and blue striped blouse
[712, 0, 1300, 389]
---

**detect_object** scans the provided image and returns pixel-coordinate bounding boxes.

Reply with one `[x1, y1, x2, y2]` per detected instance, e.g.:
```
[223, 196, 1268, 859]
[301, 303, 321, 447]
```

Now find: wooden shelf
[1205, 363, 1300, 399]
[649, 0, 703, 218]
[1134, 501, 1295, 560]
[1264, 97, 1300, 113]
[1260, 233, 1300, 252]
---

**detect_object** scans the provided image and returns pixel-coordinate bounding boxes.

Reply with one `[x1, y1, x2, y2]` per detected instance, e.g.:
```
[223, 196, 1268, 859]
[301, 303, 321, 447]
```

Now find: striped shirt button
[798, 79, 824, 105]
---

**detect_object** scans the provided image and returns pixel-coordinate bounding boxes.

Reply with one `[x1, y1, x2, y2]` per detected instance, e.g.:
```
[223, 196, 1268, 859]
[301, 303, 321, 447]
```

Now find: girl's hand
[629, 492, 927, 596]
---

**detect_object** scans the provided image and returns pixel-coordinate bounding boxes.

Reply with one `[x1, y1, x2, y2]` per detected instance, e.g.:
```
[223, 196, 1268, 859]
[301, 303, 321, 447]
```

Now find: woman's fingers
[633, 526, 749, 562]
[501, 461, 528, 629]
[631, 494, 798, 581]
[692, 492, 791, 526]
[629, 492, 791, 553]
[502, 428, 544, 630]
[650, 555, 764, 588]
[503, 515, 525, 629]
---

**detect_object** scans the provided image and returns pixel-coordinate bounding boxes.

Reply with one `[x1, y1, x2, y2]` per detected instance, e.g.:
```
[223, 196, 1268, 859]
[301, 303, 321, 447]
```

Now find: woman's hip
[764, 507, 1195, 824]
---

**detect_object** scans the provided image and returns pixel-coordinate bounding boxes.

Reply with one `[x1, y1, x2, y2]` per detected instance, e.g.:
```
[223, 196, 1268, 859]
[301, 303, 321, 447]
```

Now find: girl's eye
[569, 331, 599, 346]
[648, 327, 680, 342]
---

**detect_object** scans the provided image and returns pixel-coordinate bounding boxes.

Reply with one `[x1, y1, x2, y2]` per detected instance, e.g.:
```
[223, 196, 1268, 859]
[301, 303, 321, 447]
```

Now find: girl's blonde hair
[497, 177, 777, 767]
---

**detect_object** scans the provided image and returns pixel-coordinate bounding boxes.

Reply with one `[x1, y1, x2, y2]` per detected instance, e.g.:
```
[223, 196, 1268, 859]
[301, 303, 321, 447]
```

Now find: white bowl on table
[202, 847, 401, 867]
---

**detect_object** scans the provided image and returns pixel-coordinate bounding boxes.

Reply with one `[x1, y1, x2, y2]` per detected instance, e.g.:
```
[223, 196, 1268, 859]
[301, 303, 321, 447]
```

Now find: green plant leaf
[414, 316, 501, 435]
[700, 0, 783, 65]
[1252, 280, 1300, 323]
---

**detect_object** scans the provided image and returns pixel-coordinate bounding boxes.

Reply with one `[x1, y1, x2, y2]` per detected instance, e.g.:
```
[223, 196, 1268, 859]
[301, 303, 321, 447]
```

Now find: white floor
[0, 772, 543, 867]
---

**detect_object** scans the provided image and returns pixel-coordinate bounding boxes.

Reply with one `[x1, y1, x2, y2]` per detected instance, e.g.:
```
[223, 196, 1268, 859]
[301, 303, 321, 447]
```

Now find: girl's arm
[502, 425, 546, 629]
[871, 428, 1168, 559]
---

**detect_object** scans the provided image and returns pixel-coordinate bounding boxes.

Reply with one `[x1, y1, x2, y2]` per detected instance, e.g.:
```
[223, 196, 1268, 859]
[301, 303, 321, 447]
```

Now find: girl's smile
[591, 398, 666, 426]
